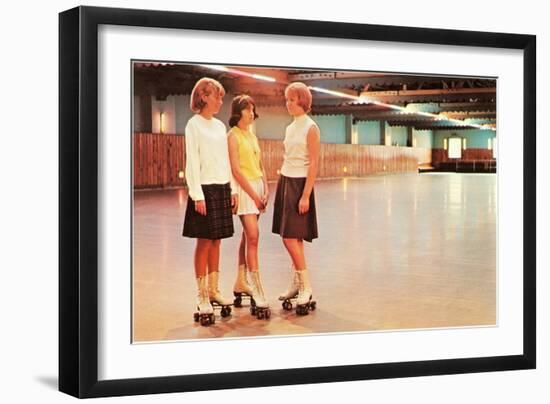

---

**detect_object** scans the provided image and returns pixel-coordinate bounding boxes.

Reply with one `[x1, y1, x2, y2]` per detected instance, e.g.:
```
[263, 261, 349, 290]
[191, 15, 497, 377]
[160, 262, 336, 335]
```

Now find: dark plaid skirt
[182, 183, 234, 240]
[272, 175, 318, 243]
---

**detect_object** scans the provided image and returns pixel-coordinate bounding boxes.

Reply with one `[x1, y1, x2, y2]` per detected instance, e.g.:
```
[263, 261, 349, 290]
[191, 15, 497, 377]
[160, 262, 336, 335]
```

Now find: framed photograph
[59, 5, 536, 398]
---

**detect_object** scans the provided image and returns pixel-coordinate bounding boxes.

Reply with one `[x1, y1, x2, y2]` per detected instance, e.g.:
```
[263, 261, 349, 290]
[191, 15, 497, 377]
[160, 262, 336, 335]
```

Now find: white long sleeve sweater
[184, 114, 235, 201]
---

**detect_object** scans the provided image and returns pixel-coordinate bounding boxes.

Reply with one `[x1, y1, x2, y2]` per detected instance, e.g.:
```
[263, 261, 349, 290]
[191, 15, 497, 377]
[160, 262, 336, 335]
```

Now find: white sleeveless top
[280, 114, 318, 178]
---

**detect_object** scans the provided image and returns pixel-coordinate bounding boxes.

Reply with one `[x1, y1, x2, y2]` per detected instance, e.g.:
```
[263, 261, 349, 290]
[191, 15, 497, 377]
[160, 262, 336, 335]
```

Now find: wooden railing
[133, 133, 431, 189]
[432, 148, 496, 172]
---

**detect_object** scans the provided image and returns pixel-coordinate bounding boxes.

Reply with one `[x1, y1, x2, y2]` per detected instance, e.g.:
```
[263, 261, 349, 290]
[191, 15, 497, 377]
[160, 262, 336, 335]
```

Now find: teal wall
[405, 102, 440, 113]
[174, 94, 233, 134]
[433, 129, 496, 148]
[390, 126, 408, 146]
[356, 121, 380, 145]
[311, 115, 347, 144]
[153, 96, 471, 152]
[254, 106, 290, 140]
[413, 129, 433, 148]
[174, 95, 192, 134]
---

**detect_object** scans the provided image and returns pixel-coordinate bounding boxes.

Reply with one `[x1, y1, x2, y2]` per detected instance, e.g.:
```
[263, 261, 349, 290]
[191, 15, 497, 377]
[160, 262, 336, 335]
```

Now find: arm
[227, 131, 264, 210]
[185, 121, 207, 215]
[258, 146, 269, 206]
[298, 125, 320, 215]
[184, 122, 204, 201]
[227, 138, 239, 214]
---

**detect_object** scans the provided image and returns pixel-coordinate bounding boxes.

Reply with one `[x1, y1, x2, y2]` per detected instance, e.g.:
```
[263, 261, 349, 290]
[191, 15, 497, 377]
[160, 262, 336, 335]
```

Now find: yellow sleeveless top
[231, 126, 263, 180]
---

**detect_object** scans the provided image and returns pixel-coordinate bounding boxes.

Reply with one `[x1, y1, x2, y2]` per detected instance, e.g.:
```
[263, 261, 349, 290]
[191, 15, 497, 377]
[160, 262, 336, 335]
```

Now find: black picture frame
[59, 5, 536, 399]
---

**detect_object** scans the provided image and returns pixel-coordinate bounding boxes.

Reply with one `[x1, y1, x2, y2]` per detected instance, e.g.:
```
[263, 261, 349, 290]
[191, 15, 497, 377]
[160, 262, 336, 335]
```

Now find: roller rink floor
[132, 173, 496, 342]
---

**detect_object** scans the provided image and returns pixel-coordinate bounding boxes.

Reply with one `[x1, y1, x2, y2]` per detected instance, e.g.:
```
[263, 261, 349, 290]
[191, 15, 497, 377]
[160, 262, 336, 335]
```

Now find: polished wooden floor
[132, 173, 496, 342]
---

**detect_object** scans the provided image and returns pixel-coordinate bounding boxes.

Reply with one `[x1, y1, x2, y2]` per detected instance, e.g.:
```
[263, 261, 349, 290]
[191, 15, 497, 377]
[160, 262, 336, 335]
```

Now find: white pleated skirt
[236, 177, 265, 216]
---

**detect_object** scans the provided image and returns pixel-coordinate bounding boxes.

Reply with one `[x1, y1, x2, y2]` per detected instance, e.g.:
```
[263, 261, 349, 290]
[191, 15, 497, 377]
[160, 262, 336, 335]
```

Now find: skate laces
[298, 283, 310, 298]
[257, 279, 266, 300]
[250, 271, 266, 301]
[243, 271, 252, 287]
[289, 272, 299, 291]
[297, 271, 312, 297]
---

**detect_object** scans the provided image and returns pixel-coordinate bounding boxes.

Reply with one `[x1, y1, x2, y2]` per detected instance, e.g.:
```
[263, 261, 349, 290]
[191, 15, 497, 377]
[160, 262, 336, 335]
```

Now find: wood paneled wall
[133, 133, 432, 189]
[134, 133, 186, 189]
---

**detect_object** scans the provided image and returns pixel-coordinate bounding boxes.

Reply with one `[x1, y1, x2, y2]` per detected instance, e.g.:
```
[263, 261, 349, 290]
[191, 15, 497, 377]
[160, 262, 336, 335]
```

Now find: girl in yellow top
[227, 95, 271, 319]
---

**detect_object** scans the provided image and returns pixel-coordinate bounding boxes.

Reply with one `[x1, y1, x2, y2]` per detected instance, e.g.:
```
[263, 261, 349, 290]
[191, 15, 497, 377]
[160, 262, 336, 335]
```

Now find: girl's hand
[298, 196, 310, 215]
[261, 191, 269, 209]
[231, 194, 239, 214]
[195, 200, 207, 216]
[253, 195, 265, 211]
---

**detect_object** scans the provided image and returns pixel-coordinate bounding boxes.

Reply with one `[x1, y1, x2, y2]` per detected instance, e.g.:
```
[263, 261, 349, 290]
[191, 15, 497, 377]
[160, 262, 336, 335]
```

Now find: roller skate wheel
[193, 313, 199, 322]
[233, 296, 242, 307]
[220, 307, 229, 317]
[257, 311, 264, 320]
[250, 306, 257, 316]
[297, 305, 309, 316]
[310, 301, 316, 311]
[265, 309, 271, 319]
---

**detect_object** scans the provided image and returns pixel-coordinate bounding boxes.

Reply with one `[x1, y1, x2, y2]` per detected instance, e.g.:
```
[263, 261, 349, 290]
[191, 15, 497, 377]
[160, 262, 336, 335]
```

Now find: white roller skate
[295, 269, 316, 316]
[193, 276, 215, 326]
[233, 265, 255, 308]
[248, 270, 271, 320]
[208, 271, 233, 318]
[278, 268, 300, 311]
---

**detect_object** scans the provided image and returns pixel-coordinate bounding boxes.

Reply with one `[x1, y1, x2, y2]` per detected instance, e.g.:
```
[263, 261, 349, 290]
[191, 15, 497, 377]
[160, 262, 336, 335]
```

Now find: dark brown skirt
[272, 175, 318, 242]
[182, 183, 234, 240]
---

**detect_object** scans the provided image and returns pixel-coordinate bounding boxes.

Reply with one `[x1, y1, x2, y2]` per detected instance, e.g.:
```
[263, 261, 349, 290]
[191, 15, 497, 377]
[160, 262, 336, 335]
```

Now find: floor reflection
[133, 173, 497, 342]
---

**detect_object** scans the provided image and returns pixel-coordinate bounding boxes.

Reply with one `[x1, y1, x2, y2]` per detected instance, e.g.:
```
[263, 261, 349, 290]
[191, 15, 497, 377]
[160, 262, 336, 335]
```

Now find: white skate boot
[233, 264, 254, 308]
[248, 270, 271, 319]
[295, 269, 316, 316]
[278, 268, 299, 311]
[208, 271, 233, 318]
[193, 276, 215, 326]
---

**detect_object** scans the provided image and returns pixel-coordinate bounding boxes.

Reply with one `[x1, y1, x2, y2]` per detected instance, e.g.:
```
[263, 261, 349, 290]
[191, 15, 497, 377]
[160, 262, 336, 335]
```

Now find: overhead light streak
[198, 64, 495, 131]
[252, 73, 277, 82]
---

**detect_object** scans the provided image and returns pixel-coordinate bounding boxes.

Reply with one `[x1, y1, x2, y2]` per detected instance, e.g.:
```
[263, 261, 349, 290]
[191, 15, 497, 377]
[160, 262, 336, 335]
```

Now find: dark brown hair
[229, 94, 259, 127]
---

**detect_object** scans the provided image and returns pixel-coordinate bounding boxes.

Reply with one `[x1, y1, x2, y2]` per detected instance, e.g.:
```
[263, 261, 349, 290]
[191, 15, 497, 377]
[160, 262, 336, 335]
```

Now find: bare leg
[194, 239, 212, 278]
[238, 231, 247, 267]
[207, 239, 221, 273]
[282, 238, 306, 270]
[234, 223, 253, 297]
[240, 215, 260, 270]
[240, 215, 269, 313]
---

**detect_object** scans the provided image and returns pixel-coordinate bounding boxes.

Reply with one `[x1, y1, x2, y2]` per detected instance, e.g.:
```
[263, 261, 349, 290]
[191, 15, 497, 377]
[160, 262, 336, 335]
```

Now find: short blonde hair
[285, 82, 312, 113]
[190, 77, 225, 113]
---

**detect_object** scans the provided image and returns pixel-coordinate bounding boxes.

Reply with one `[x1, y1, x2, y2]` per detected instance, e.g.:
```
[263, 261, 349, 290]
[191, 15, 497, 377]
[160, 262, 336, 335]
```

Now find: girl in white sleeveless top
[272, 82, 320, 315]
